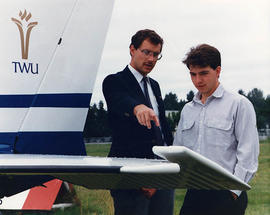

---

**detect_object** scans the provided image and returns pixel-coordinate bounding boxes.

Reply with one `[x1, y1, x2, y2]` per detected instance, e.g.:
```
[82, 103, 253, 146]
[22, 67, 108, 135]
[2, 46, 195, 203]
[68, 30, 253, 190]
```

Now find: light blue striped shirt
[173, 84, 259, 195]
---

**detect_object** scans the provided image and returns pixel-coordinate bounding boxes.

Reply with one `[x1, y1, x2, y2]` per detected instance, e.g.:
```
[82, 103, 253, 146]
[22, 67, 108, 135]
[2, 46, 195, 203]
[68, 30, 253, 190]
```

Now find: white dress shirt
[173, 84, 259, 196]
[128, 65, 159, 117]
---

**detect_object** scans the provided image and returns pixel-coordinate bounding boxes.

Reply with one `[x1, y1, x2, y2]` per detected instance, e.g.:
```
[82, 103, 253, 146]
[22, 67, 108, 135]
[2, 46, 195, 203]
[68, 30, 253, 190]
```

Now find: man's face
[130, 39, 161, 76]
[189, 65, 221, 98]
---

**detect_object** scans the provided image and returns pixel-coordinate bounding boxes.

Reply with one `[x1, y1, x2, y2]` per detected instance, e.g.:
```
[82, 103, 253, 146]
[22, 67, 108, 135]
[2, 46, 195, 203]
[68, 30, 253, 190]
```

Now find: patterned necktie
[142, 77, 164, 146]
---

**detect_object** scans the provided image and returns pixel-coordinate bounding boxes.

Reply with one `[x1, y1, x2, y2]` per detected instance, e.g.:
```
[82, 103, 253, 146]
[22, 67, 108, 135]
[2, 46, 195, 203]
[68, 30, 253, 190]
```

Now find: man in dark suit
[102, 29, 174, 215]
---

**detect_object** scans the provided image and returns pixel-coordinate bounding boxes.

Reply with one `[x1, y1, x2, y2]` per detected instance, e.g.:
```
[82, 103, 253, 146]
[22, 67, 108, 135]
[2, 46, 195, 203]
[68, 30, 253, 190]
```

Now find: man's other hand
[134, 104, 160, 129]
[141, 188, 157, 199]
[231, 192, 238, 200]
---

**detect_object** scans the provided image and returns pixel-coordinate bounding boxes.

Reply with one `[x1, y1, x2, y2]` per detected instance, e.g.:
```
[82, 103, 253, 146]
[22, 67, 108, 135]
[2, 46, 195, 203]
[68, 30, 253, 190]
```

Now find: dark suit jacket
[102, 66, 173, 159]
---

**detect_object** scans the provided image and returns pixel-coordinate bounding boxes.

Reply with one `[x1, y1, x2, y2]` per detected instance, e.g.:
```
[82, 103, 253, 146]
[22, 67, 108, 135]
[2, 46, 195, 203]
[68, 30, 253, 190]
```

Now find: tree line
[83, 88, 270, 138]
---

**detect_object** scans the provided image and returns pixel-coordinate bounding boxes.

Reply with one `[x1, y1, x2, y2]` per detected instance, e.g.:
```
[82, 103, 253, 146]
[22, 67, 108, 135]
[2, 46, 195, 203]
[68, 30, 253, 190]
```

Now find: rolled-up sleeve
[234, 97, 259, 183]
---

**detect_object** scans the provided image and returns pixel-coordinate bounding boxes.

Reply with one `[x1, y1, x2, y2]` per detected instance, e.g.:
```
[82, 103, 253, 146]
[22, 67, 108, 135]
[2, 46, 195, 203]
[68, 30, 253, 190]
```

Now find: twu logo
[11, 10, 39, 74]
[11, 10, 38, 60]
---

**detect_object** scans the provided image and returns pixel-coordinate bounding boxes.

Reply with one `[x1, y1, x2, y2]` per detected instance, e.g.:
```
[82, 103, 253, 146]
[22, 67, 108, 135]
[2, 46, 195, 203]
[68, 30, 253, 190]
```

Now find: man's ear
[216, 66, 221, 78]
[130, 45, 135, 57]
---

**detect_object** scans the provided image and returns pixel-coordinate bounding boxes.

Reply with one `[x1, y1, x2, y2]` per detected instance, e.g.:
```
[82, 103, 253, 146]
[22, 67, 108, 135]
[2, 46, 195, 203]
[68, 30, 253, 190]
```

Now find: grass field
[52, 140, 270, 215]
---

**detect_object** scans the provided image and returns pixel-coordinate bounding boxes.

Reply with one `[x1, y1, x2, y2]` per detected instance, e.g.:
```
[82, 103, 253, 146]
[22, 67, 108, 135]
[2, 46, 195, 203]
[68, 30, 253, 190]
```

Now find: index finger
[151, 115, 160, 127]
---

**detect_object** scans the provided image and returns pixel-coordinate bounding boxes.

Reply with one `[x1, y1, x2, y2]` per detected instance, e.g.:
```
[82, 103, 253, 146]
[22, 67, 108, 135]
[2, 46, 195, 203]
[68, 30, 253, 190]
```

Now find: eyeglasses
[139, 49, 162, 60]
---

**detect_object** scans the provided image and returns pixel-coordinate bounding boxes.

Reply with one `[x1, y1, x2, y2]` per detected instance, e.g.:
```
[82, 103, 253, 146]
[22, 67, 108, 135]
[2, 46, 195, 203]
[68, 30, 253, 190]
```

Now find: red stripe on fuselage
[22, 179, 62, 210]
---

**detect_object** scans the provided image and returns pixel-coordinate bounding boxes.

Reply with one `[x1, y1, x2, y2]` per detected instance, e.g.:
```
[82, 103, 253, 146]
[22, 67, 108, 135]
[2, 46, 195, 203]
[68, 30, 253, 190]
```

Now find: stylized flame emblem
[11, 10, 38, 59]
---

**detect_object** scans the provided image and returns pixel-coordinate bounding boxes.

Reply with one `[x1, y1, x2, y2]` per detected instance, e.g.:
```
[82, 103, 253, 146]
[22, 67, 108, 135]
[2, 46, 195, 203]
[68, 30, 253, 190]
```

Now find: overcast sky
[91, 0, 270, 105]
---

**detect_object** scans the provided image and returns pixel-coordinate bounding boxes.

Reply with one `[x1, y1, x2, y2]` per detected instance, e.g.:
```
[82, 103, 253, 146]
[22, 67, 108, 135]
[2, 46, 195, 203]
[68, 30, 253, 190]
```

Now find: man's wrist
[133, 104, 143, 115]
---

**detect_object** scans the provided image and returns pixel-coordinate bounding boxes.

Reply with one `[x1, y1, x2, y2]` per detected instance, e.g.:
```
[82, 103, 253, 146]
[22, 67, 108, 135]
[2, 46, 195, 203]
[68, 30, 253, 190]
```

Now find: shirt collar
[212, 83, 224, 98]
[194, 83, 224, 103]
[128, 64, 149, 83]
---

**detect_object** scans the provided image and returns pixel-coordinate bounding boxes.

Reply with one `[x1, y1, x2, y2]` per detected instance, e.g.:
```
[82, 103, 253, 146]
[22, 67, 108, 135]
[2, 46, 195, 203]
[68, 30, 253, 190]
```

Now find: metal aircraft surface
[0, 0, 250, 211]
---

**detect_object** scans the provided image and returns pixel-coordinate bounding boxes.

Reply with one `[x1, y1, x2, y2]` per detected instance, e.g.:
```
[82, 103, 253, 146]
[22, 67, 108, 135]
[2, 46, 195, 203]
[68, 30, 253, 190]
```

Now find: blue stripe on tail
[15, 131, 86, 155]
[0, 93, 91, 108]
[0, 93, 91, 154]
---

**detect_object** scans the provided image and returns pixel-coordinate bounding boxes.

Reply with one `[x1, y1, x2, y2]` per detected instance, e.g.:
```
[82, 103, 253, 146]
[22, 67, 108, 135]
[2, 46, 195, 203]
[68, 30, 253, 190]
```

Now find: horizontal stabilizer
[0, 146, 250, 198]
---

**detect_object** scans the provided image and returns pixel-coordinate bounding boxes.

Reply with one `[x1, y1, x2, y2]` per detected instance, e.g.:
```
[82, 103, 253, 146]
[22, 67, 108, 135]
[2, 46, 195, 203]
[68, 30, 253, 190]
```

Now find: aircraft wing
[0, 146, 250, 197]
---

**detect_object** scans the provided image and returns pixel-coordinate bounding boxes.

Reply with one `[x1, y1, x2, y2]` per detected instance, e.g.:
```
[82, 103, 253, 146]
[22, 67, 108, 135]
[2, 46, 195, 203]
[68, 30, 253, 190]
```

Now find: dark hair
[182, 44, 221, 70]
[130, 29, 163, 51]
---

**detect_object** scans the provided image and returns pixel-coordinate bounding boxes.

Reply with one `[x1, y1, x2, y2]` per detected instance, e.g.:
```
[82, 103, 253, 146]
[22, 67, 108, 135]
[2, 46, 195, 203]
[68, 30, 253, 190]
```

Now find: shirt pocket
[180, 119, 196, 148]
[204, 118, 234, 146]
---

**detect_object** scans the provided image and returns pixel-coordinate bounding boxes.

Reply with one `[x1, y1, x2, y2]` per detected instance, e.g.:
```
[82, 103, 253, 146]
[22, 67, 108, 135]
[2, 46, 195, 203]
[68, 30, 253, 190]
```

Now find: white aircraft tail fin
[0, 0, 114, 206]
[0, 0, 114, 155]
